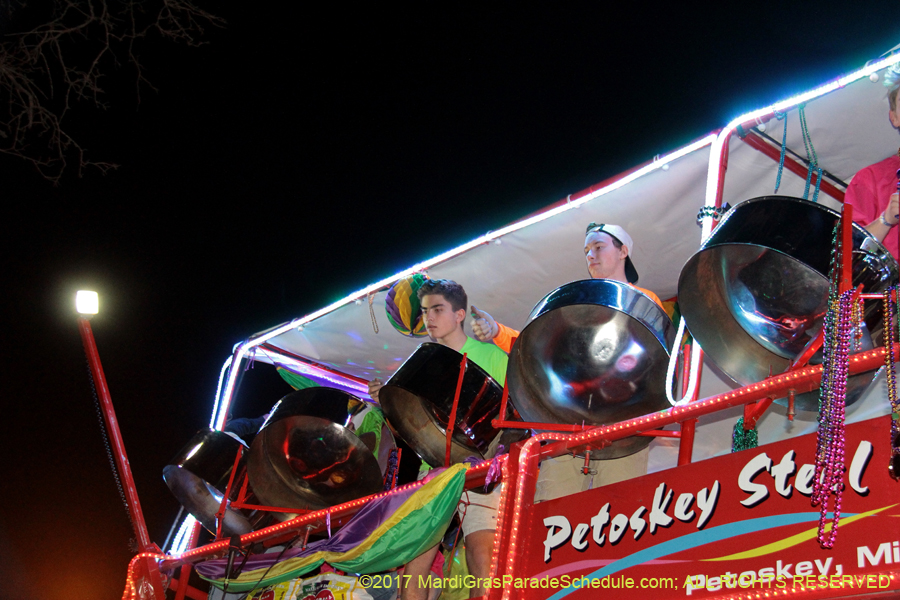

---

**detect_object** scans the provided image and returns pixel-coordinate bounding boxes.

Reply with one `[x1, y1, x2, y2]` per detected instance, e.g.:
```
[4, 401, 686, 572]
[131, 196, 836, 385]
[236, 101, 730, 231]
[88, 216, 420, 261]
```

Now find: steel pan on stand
[163, 429, 253, 536]
[677, 196, 898, 410]
[379, 343, 527, 468]
[506, 279, 676, 459]
[247, 387, 396, 521]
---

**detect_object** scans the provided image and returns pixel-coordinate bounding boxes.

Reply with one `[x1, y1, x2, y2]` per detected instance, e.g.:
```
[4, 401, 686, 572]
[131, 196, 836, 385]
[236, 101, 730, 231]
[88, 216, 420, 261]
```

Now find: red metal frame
[486, 342, 896, 600]
[677, 342, 701, 466]
[447, 353, 468, 467]
[172, 522, 203, 600]
[151, 342, 895, 588]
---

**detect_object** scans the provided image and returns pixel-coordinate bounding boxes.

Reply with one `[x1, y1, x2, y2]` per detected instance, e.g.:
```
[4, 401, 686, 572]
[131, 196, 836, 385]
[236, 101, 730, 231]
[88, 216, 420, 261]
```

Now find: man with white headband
[469, 222, 663, 500]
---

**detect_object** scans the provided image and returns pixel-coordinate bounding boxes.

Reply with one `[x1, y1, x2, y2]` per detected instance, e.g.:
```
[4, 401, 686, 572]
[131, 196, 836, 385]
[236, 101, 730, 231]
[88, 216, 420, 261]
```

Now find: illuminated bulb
[871, 72, 881, 83]
[76, 290, 99, 315]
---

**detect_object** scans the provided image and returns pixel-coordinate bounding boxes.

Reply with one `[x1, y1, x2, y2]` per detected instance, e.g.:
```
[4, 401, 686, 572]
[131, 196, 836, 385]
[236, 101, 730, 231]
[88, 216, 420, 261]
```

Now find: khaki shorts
[458, 484, 502, 537]
[533, 446, 649, 502]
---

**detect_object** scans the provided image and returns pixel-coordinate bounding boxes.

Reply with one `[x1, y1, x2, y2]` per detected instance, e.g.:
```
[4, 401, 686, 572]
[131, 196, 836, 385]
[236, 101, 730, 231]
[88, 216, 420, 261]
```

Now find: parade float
[78, 47, 900, 600]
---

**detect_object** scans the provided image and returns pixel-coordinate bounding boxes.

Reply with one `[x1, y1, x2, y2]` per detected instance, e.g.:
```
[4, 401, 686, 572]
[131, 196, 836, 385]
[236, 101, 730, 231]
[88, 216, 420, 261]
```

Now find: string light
[121, 552, 167, 600]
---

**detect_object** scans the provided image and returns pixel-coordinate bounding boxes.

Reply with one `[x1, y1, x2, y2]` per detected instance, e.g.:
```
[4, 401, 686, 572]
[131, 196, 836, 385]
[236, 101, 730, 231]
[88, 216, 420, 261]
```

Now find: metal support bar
[790, 329, 826, 371]
[678, 420, 697, 466]
[841, 204, 854, 293]
[215, 447, 244, 541]
[678, 341, 702, 465]
[492, 419, 584, 431]
[77, 317, 154, 552]
[636, 430, 681, 438]
[173, 522, 202, 600]
[497, 377, 510, 430]
[446, 353, 468, 467]
[743, 397, 774, 429]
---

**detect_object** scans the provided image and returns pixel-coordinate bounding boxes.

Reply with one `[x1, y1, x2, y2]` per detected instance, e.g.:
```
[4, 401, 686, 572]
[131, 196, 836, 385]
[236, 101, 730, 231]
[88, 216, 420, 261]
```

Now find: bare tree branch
[0, 0, 224, 182]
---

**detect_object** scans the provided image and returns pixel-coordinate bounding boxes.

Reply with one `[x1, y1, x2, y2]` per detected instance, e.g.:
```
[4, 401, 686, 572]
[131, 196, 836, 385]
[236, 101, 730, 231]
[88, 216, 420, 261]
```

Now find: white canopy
[218, 54, 900, 464]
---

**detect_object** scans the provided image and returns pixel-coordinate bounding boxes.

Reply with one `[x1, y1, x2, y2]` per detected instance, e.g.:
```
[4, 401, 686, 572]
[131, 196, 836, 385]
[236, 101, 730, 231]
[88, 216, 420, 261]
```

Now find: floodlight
[76, 290, 99, 315]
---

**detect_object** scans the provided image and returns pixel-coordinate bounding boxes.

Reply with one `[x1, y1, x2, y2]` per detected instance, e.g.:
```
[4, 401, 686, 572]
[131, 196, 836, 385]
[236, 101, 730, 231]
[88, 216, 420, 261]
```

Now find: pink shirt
[844, 154, 900, 260]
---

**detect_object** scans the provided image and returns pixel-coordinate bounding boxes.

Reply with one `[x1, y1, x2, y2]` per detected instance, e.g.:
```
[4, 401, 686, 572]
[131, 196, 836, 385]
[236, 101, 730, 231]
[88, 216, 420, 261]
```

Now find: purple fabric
[195, 472, 444, 580]
[484, 445, 505, 491]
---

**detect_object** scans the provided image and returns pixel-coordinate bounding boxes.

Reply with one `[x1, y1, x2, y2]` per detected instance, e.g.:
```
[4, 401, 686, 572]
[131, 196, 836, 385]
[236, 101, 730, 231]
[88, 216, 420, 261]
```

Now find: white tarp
[245, 57, 900, 474]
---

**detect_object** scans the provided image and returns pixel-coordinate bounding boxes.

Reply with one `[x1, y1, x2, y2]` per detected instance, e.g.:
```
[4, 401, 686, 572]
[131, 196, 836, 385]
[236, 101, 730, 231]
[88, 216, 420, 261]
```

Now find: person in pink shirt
[844, 65, 900, 260]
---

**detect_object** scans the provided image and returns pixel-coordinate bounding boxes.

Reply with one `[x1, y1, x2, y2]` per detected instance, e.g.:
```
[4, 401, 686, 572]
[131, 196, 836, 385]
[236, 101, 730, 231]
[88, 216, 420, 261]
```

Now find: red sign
[514, 416, 900, 599]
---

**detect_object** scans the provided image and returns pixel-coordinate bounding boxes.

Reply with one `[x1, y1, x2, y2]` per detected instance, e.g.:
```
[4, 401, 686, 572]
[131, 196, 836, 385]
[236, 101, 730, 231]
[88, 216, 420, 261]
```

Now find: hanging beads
[812, 289, 853, 548]
[884, 286, 900, 479]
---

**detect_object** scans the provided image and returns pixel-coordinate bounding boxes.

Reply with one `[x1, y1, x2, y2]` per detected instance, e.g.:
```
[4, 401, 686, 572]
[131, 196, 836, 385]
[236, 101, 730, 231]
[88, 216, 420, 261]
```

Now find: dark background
[2, 3, 898, 598]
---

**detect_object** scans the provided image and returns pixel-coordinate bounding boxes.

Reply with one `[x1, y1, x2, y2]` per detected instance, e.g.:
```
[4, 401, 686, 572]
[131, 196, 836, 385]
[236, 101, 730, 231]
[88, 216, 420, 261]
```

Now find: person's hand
[368, 378, 383, 402]
[885, 193, 900, 226]
[470, 305, 498, 342]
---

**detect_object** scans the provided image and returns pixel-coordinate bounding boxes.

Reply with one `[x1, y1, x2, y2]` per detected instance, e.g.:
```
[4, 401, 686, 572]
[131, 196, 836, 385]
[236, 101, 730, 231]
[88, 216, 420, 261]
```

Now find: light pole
[76, 291, 166, 599]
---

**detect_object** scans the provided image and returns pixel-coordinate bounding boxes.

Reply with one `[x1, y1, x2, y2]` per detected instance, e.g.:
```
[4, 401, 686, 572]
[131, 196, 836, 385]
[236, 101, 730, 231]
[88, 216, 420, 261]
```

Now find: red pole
[173, 521, 201, 600]
[78, 314, 166, 600]
[841, 204, 853, 294]
[678, 342, 697, 466]
[446, 353, 467, 467]
[77, 317, 153, 551]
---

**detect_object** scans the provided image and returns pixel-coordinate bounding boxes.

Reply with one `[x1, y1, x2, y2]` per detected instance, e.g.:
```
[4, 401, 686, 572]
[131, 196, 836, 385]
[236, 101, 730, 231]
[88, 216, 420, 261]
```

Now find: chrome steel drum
[380, 343, 527, 468]
[678, 196, 897, 410]
[247, 387, 396, 520]
[163, 429, 252, 536]
[507, 279, 676, 459]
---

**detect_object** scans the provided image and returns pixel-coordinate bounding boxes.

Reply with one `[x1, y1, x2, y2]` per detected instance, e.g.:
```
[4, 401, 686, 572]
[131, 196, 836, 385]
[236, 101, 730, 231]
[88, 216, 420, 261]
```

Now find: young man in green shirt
[369, 279, 507, 600]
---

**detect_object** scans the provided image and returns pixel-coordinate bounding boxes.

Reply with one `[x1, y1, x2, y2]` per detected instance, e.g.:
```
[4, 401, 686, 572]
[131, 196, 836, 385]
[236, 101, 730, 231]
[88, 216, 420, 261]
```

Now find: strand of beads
[812, 221, 840, 508]
[731, 416, 758, 452]
[812, 289, 854, 548]
[852, 293, 864, 351]
[812, 293, 838, 510]
[885, 286, 900, 479]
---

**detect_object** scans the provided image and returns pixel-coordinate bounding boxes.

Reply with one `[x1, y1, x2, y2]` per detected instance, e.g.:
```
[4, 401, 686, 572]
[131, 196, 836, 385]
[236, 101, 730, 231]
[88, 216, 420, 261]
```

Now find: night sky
[3, 3, 899, 598]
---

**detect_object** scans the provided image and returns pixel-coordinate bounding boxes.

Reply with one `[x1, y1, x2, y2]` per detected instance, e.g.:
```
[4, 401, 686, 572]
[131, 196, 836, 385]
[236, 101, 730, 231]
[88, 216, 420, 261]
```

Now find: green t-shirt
[460, 336, 508, 386]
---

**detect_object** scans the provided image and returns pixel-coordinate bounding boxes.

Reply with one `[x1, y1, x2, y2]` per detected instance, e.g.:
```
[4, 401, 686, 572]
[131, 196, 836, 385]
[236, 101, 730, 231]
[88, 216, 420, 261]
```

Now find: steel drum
[507, 279, 676, 459]
[247, 387, 396, 520]
[379, 343, 527, 468]
[163, 429, 252, 536]
[678, 196, 898, 410]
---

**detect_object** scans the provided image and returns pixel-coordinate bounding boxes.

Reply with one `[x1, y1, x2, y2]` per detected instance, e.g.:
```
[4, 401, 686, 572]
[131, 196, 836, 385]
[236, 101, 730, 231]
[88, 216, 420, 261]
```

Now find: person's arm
[368, 378, 383, 402]
[863, 192, 900, 242]
[469, 305, 519, 353]
[492, 323, 519, 354]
